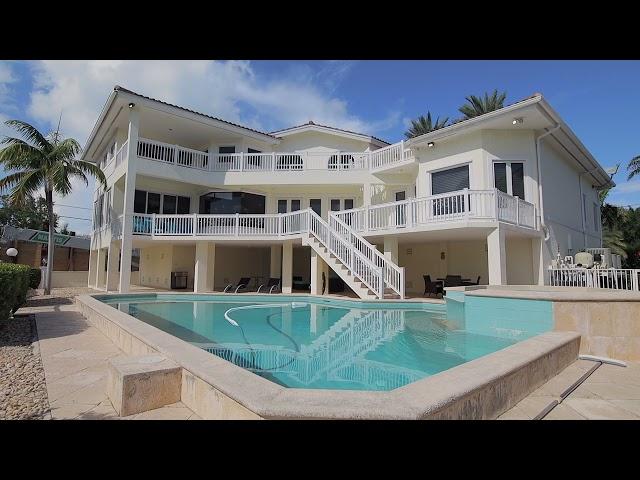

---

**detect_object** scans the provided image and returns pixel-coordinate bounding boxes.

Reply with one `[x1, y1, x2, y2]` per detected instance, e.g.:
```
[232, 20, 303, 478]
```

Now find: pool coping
[447, 285, 640, 302]
[76, 293, 580, 419]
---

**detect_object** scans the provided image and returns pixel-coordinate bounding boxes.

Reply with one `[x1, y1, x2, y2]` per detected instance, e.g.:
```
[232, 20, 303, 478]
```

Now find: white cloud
[22, 60, 402, 234]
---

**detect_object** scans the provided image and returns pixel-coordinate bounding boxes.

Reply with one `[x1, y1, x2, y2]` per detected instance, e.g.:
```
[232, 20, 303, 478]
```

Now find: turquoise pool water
[98, 294, 553, 391]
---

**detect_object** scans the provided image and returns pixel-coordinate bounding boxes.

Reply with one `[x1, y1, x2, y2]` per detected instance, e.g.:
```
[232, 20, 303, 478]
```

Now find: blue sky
[1, 60, 639, 234]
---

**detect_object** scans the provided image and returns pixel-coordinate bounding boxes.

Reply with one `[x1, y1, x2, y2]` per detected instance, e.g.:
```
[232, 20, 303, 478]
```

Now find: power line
[57, 215, 91, 221]
[54, 203, 92, 210]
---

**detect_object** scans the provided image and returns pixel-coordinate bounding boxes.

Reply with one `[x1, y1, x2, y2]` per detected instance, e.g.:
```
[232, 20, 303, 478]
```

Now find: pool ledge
[76, 294, 580, 420]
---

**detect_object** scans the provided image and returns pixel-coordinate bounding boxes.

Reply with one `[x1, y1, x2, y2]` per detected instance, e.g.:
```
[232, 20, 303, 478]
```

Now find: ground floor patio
[88, 224, 544, 297]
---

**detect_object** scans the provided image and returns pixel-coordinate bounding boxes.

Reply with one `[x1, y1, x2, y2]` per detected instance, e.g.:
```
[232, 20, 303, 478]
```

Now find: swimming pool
[97, 294, 553, 391]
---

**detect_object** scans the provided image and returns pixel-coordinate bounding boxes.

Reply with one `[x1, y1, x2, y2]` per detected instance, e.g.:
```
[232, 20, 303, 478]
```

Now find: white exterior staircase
[306, 209, 405, 300]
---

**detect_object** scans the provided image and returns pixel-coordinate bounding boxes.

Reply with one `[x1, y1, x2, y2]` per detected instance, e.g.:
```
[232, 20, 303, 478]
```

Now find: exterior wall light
[427, 142, 435, 148]
[512, 117, 524, 125]
[128, 102, 135, 108]
[6, 247, 18, 257]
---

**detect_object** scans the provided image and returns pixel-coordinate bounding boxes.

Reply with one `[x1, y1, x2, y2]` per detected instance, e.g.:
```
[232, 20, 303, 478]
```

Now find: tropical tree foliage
[458, 89, 507, 119]
[0, 194, 58, 230]
[627, 154, 640, 180]
[404, 112, 449, 139]
[0, 119, 106, 294]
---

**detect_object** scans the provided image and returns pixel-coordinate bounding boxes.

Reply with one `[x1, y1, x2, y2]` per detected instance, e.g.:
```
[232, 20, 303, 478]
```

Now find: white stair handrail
[307, 209, 384, 298]
[329, 211, 404, 298]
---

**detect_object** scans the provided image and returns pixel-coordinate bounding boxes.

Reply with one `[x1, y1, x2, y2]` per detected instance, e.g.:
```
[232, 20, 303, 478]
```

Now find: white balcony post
[278, 214, 282, 236]
[494, 188, 500, 220]
[272, 152, 276, 171]
[487, 226, 507, 285]
[400, 140, 405, 160]
[239, 152, 244, 172]
[515, 196, 520, 225]
[118, 106, 139, 293]
[235, 213, 240, 237]
[632, 270, 639, 292]
[463, 188, 470, 218]
[173, 145, 178, 165]
[192, 213, 197, 236]
[151, 213, 156, 238]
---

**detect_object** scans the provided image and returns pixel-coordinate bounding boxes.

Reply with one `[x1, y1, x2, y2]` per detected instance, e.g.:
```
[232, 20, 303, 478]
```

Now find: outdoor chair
[224, 277, 251, 293]
[257, 278, 281, 293]
[462, 276, 481, 286]
[423, 275, 444, 298]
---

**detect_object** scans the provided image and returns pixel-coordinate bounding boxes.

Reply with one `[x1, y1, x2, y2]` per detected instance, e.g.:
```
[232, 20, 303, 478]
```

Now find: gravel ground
[0, 315, 50, 420]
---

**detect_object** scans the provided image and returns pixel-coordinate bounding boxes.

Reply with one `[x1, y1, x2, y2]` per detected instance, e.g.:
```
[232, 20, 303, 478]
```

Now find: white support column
[531, 237, 546, 285]
[106, 242, 120, 291]
[281, 241, 293, 294]
[383, 236, 399, 263]
[270, 245, 282, 279]
[487, 226, 507, 285]
[96, 248, 106, 290]
[194, 242, 215, 293]
[119, 106, 139, 293]
[88, 249, 97, 287]
[310, 249, 329, 295]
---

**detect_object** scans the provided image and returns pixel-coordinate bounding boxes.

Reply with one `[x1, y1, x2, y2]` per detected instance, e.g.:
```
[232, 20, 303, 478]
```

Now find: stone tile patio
[19, 289, 200, 420]
[498, 360, 640, 420]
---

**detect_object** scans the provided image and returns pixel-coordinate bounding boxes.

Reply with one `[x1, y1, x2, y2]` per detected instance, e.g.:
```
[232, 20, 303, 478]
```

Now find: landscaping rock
[0, 315, 50, 420]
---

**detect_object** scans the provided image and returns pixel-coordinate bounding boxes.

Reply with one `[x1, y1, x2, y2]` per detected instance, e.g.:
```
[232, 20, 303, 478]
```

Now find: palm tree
[458, 89, 507, 119]
[627, 154, 640, 180]
[0, 120, 106, 294]
[404, 112, 449, 139]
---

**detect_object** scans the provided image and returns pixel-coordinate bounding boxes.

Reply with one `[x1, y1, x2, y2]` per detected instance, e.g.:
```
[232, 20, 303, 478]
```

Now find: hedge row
[0, 263, 31, 321]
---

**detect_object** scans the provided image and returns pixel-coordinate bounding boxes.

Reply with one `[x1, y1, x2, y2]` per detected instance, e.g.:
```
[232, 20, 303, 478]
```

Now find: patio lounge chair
[423, 275, 443, 298]
[257, 278, 280, 293]
[224, 277, 251, 293]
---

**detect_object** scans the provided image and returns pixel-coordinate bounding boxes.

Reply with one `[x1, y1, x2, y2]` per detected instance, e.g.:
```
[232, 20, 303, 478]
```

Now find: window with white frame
[493, 161, 525, 199]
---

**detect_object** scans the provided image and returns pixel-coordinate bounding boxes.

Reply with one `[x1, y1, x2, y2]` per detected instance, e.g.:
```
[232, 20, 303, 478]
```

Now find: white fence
[334, 188, 536, 231]
[136, 137, 409, 173]
[548, 268, 640, 291]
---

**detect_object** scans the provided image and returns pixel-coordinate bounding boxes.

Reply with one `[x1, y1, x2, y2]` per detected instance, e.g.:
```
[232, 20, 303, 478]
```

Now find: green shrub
[0, 263, 31, 320]
[28, 267, 42, 289]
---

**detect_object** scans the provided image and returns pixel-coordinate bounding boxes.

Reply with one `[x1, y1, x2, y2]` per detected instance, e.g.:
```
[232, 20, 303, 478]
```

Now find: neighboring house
[0, 225, 90, 270]
[85, 86, 612, 298]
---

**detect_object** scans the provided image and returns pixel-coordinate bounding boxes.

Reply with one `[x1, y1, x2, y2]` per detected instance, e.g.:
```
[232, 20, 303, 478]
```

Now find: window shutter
[431, 165, 470, 195]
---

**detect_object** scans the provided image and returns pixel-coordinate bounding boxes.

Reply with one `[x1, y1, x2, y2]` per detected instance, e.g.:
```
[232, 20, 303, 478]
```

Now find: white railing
[334, 189, 536, 232]
[127, 207, 402, 298]
[369, 141, 408, 170]
[329, 212, 404, 298]
[548, 268, 640, 291]
[308, 209, 384, 298]
[130, 211, 310, 237]
[136, 137, 410, 174]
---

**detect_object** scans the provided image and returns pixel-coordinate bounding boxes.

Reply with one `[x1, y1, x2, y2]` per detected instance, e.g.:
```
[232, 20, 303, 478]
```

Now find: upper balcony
[131, 137, 414, 181]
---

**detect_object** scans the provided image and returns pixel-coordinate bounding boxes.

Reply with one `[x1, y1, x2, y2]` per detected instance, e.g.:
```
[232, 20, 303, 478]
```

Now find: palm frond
[1, 169, 46, 205]
[3, 119, 51, 151]
[627, 154, 640, 180]
[0, 138, 47, 169]
[458, 89, 507, 119]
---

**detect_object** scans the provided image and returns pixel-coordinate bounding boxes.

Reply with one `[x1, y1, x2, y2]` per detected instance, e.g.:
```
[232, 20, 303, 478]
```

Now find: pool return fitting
[532, 355, 627, 420]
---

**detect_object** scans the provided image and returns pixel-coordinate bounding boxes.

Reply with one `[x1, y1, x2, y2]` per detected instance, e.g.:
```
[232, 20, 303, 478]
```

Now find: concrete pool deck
[18, 293, 200, 420]
[17, 287, 640, 420]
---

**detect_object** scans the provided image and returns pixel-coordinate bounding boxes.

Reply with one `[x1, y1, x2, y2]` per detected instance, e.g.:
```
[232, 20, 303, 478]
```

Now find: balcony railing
[136, 137, 409, 173]
[131, 210, 309, 237]
[333, 189, 537, 232]
[548, 268, 640, 291]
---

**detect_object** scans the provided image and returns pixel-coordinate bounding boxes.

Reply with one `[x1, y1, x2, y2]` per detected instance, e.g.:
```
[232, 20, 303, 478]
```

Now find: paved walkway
[20, 293, 200, 420]
[499, 359, 640, 420]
